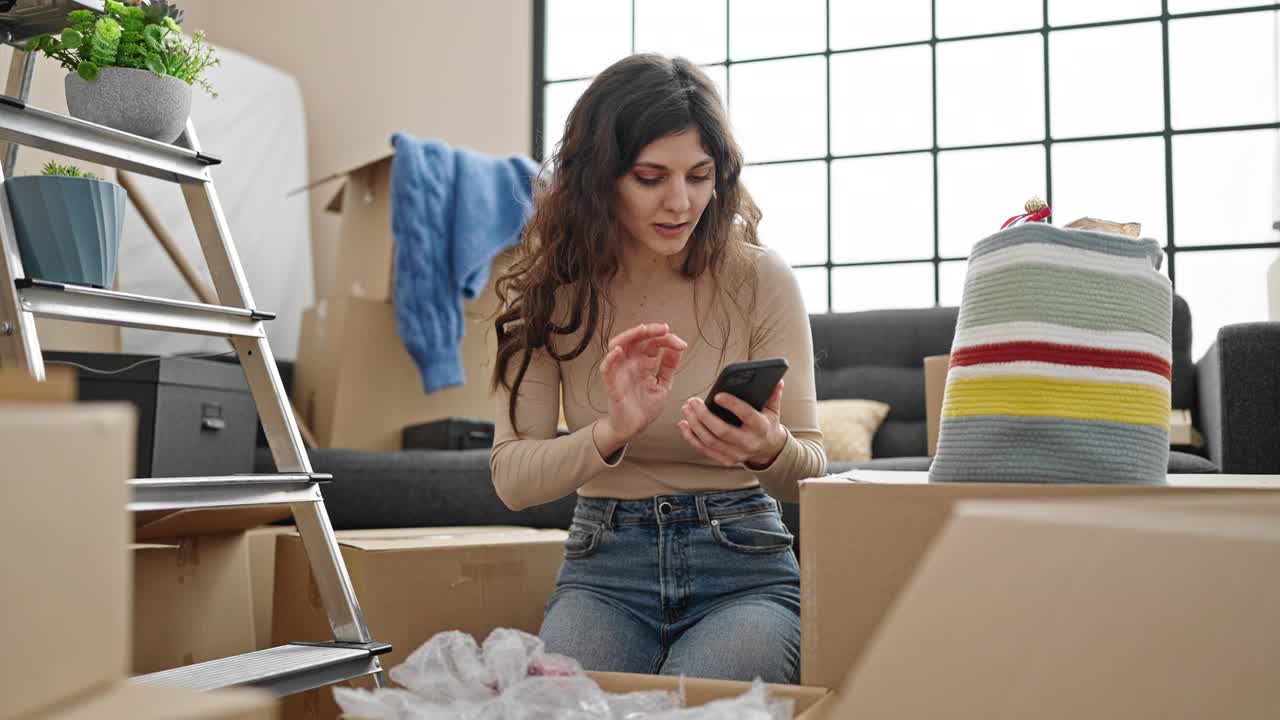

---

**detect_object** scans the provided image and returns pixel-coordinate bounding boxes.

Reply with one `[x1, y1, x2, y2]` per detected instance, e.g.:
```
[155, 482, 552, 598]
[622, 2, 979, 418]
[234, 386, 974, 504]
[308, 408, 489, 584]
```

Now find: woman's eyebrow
[633, 159, 715, 171]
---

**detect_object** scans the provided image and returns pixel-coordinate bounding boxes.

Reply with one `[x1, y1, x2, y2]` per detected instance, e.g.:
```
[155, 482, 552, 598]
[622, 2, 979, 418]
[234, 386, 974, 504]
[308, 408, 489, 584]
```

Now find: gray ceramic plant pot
[64, 66, 192, 143]
[5, 175, 127, 288]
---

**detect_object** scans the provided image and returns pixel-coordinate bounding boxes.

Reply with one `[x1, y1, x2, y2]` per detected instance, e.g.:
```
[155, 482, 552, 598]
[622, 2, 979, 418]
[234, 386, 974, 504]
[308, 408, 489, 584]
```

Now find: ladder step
[0, 95, 218, 183]
[16, 278, 273, 338]
[132, 642, 392, 697]
[129, 473, 332, 512]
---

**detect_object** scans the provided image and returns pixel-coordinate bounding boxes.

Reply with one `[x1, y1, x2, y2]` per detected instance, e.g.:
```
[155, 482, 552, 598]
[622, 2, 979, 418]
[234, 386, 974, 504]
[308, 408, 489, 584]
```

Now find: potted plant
[25, 0, 219, 143]
[6, 160, 126, 288]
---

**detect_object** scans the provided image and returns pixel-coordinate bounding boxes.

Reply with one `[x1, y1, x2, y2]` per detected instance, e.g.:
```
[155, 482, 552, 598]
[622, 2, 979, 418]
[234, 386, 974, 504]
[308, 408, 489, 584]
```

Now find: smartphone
[704, 358, 789, 427]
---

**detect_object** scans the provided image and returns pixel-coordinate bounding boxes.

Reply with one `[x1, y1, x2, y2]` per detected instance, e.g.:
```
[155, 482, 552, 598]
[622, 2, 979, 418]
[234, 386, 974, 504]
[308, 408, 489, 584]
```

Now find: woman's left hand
[678, 380, 788, 468]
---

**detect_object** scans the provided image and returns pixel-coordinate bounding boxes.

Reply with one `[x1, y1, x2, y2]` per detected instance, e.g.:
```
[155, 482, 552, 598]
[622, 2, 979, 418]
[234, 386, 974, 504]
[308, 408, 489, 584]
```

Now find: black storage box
[44, 351, 258, 478]
[401, 416, 570, 450]
[402, 417, 496, 450]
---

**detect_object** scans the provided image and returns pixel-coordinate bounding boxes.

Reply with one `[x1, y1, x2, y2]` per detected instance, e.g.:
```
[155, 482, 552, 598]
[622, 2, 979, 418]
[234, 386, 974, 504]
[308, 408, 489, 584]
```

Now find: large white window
[535, 0, 1280, 357]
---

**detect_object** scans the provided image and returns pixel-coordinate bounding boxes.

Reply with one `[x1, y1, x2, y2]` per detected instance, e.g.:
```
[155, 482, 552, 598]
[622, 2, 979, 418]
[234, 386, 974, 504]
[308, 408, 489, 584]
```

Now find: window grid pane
[936, 0, 1042, 38]
[542, 79, 591, 159]
[545, 0, 631, 81]
[792, 267, 831, 313]
[1173, 129, 1279, 247]
[832, 263, 936, 312]
[831, 154, 935, 263]
[937, 34, 1046, 147]
[830, 0, 931, 50]
[635, 0, 727, 65]
[1175, 249, 1277, 358]
[831, 45, 933, 156]
[1169, 12, 1279, 130]
[1049, 0, 1161, 27]
[938, 145, 1047, 258]
[939, 260, 969, 307]
[1052, 137, 1168, 247]
[743, 161, 829, 266]
[1050, 23, 1165, 138]
[730, 57, 827, 163]
[730, 0, 827, 61]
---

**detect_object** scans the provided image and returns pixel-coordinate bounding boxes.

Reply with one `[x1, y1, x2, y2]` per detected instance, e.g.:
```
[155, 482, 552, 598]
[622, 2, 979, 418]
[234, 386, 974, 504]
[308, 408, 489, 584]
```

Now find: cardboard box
[588, 672, 832, 719]
[318, 156, 395, 301]
[132, 532, 256, 675]
[0, 365, 76, 402]
[0, 403, 136, 720]
[292, 292, 500, 451]
[40, 682, 277, 720]
[799, 471, 1280, 689]
[336, 671, 830, 720]
[34, 317, 122, 354]
[922, 354, 949, 456]
[249, 526, 298, 650]
[310, 155, 511, 304]
[827, 494, 1280, 719]
[273, 526, 567, 719]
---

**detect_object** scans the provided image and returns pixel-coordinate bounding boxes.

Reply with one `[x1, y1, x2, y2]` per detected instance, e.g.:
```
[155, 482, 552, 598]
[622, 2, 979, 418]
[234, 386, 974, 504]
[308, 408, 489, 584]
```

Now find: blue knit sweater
[389, 133, 538, 392]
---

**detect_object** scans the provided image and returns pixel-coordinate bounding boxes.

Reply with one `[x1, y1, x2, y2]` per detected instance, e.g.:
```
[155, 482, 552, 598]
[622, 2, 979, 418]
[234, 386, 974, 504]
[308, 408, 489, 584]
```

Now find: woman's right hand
[593, 322, 687, 458]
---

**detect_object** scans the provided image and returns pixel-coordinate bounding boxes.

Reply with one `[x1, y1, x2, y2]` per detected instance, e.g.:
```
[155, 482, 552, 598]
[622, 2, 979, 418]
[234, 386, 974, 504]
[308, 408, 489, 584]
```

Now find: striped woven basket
[929, 222, 1173, 484]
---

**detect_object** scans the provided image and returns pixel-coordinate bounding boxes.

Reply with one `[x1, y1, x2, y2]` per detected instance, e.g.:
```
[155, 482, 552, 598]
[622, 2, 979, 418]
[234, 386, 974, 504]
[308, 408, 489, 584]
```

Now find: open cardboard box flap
[134, 506, 292, 542]
[827, 494, 1280, 719]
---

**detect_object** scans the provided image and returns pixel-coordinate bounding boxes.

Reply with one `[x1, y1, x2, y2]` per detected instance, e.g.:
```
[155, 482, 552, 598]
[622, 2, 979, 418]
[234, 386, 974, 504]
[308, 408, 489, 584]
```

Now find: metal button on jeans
[658, 501, 673, 515]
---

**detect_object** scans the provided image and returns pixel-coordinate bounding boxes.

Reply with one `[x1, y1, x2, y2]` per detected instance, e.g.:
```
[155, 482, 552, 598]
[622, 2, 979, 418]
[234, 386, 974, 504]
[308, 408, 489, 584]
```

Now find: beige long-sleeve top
[490, 246, 826, 511]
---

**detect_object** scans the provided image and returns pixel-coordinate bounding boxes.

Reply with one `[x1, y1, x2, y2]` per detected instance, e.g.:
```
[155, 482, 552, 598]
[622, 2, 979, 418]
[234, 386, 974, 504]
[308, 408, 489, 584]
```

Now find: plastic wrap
[332, 628, 793, 719]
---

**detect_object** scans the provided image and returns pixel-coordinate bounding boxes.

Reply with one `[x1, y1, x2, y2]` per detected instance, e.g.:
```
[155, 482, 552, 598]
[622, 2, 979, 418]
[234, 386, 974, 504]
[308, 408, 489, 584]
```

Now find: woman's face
[615, 127, 716, 261]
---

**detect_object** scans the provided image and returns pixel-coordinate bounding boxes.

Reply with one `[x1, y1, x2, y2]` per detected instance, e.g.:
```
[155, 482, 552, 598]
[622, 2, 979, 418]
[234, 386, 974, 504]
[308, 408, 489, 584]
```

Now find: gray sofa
[261, 294, 1279, 533]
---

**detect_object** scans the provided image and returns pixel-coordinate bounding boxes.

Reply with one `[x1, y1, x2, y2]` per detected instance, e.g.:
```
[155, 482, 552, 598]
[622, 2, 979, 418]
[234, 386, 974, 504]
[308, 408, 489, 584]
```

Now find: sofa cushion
[1167, 450, 1218, 473]
[817, 399, 890, 462]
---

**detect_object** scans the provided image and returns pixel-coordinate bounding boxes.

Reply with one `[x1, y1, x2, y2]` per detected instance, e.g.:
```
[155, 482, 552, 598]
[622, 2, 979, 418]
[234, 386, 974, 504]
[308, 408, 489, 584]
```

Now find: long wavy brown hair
[492, 54, 762, 429]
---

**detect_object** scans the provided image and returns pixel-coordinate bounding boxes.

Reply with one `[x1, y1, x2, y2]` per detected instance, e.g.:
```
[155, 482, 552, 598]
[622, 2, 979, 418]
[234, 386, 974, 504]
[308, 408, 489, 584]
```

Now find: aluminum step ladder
[0, 42, 390, 697]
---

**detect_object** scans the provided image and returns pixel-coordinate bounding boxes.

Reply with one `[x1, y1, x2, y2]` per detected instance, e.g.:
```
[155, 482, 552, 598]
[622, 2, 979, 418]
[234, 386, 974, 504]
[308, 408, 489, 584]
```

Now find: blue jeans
[539, 486, 801, 684]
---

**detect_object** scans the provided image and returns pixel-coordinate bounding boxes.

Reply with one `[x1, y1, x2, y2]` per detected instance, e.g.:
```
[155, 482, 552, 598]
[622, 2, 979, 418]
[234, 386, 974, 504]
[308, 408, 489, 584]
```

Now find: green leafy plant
[26, 0, 219, 96]
[41, 160, 101, 181]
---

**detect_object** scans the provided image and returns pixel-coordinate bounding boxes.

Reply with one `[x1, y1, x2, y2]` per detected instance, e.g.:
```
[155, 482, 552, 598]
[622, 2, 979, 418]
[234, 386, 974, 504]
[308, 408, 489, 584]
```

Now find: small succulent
[131, 0, 185, 25]
[41, 160, 101, 180]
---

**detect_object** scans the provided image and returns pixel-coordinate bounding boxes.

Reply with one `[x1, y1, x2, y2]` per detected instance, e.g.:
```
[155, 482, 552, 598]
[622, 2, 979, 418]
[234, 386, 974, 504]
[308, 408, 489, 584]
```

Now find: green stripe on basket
[959, 263, 1172, 341]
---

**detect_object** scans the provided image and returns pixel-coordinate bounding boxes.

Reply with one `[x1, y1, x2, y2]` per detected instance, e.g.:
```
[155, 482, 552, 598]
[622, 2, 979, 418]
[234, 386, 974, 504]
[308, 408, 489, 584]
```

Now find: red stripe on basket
[951, 341, 1172, 379]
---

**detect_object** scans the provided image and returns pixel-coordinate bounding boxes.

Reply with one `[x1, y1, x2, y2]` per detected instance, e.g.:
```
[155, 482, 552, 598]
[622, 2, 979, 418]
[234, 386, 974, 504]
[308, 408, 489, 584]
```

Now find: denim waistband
[572, 486, 781, 528]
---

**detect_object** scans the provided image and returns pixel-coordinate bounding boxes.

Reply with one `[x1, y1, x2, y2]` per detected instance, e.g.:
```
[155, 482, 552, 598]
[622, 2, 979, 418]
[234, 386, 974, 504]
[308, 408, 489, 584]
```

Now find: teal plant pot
[5, 175, 127, 288]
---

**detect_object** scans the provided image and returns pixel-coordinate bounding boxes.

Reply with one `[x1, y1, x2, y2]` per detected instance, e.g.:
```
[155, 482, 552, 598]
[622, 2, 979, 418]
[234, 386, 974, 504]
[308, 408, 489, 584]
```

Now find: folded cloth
[390, 133, 539, 392]
[930, 222, 1173, 484]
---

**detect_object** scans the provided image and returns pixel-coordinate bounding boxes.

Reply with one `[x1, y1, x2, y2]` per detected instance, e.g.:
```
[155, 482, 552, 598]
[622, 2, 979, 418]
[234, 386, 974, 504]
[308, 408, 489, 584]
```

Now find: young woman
[490, 54, 825, 684]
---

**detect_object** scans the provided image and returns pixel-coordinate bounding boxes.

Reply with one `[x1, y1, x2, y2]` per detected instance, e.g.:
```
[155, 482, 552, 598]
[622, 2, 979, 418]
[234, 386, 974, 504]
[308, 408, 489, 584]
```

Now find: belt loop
[603, 499, 618, 530]
[695, 494, 711, 526]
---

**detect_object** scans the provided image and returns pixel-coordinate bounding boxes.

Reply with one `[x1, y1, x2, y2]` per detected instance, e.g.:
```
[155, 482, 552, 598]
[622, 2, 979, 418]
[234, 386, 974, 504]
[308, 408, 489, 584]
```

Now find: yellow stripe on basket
[942, 375, 1170, 428]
